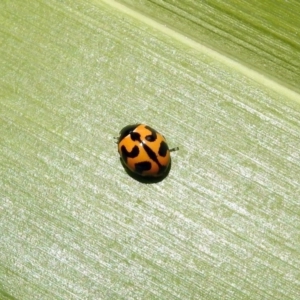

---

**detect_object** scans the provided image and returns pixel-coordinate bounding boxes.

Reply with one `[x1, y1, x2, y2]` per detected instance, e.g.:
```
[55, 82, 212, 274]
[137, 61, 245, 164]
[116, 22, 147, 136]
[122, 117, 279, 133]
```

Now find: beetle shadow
[119, 158, 172, 184]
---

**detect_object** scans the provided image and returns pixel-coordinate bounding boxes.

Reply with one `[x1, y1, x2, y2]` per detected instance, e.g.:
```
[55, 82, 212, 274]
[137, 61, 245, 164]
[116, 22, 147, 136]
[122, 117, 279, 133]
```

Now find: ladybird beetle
[117, 124, 178, 177]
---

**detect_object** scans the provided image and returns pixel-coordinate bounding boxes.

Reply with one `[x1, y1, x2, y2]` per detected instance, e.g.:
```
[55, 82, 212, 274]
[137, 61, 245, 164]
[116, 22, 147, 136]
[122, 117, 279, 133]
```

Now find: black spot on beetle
[130, 131, 141, 142]
[145, 134, 155, 142]
[145, 126, 157, 142]
[158, 141, 168, 157]
[135, 161, 152, 174]
[121, 145, 139, 163]
[143, 144, 160, 164]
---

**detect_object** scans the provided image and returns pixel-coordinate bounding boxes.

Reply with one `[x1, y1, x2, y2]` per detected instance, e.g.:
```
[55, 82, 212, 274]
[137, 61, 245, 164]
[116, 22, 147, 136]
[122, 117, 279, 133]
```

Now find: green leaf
[116, 0, 300, 94]
[1, 0, 300, 299]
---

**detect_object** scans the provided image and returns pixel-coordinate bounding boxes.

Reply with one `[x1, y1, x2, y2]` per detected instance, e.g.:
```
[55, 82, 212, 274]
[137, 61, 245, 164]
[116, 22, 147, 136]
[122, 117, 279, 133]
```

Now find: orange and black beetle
[117, 124, 178, 177]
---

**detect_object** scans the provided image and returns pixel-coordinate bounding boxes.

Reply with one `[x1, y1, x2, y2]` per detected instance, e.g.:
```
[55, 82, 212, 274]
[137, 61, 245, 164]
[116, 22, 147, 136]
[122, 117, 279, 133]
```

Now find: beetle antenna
[169, 147, 179, 152]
